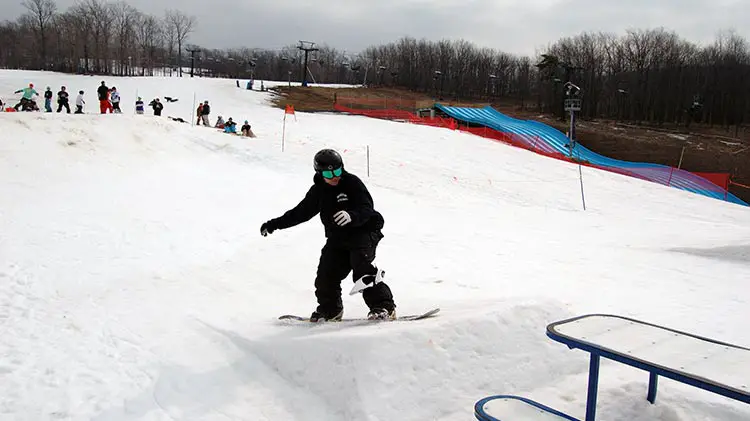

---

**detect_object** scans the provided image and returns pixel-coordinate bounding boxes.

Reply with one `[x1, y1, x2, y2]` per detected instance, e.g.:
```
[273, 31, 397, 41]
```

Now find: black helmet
[313, 149, 343, 172]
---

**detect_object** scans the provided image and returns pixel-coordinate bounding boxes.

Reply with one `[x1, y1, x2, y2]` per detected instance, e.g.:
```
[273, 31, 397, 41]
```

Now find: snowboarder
[75, 90, 85, 114]
[13, 83, 39, 111]
[57, 86, 70, 113]
[260, 149, 396, 322]
[135, 97, 144, 115]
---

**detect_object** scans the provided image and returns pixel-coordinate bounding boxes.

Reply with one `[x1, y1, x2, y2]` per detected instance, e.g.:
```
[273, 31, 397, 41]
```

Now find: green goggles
[320, 167, 343, 179]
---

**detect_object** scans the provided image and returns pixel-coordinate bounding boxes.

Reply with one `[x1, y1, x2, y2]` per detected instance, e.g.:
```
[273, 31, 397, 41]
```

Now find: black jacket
[57, 91, 68, 103]
[269, 171, 384, 246]
[97, 85, 109, 100]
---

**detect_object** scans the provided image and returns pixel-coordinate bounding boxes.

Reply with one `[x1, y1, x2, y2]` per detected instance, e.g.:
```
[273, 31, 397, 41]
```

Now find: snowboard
[278, 307, 440, 323]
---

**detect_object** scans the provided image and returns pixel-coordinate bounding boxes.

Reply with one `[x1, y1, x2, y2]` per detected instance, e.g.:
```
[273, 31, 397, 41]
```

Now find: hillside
[270, 85, 750, 203]
[2, 70, 750, 421]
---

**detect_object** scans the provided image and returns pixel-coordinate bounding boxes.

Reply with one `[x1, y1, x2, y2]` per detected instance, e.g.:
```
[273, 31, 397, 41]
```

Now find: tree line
[2, 0, 750, 129]
[1, 0, 195, 77]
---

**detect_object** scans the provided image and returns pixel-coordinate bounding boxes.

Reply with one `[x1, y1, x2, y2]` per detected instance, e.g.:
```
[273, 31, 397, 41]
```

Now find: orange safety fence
[331, 100, 742, 201]
[333, 103, 458, 130]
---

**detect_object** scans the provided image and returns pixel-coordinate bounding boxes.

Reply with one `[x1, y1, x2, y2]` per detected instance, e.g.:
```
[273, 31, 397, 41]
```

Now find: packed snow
[1, 69, 750, 421]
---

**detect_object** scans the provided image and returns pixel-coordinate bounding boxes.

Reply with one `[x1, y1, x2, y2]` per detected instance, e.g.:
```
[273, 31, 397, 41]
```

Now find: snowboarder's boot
[367, 308, 396, 321]
[310, 309, 343, 323]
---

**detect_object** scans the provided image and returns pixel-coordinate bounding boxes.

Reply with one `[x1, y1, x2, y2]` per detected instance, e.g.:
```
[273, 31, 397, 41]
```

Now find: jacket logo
[337, 193, 348, 203]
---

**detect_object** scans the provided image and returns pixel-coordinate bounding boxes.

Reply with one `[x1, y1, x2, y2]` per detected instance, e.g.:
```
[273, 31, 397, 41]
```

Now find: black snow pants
[314, 232, 395, 318]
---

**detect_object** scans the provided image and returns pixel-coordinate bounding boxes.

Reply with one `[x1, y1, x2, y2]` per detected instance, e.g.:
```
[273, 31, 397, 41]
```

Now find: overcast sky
[4, 0, 749, 56]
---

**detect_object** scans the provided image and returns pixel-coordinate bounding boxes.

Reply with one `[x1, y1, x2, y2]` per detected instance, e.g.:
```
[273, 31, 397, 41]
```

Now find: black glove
[260, 221, 276, 237]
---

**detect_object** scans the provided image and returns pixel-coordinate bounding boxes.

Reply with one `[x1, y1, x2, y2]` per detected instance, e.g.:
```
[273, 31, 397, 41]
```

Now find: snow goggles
[320, 167, 343, 179]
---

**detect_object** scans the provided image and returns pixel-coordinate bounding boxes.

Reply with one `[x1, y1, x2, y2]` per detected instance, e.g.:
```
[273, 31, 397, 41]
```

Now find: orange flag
[284, 104, 296, 122]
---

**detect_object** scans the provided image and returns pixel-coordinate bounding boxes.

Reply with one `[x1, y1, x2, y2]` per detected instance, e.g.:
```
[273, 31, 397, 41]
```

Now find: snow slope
[2, 69, 750, 421]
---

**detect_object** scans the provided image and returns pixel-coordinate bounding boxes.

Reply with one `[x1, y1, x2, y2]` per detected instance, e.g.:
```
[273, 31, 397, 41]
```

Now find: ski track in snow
[1, 70, 750, 420]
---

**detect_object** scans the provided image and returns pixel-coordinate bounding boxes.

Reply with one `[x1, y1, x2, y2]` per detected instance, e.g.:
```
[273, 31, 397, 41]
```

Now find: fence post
[579, 163, 587, 211]
[667, 167, 674, 187]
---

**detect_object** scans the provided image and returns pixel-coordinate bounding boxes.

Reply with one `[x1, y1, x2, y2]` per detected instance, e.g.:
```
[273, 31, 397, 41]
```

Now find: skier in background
[259, 149, 396, 322]
[135, 97, 144, 114]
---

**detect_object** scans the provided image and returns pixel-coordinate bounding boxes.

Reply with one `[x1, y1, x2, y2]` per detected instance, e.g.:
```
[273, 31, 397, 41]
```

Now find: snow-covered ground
[1, 69, 749, 421]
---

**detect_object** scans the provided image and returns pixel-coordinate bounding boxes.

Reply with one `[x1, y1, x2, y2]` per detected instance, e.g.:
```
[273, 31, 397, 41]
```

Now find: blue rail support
[547, 314, 750, 421]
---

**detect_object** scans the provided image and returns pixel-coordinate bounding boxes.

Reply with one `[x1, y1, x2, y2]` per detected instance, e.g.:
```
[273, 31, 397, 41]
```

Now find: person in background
[223, 117, 237, 134]
[97, 81, 112, 114]
[214, 115, 225, 129]
[135, 97, 144, 114]
[196, 102, 204, 125]
[200, 100, 210, 126]
[57, 86, 70, 113]
[241, 120, 255, 137]
[110, 87, 121, 113]
[148, 98, 163, 116]
[44, 87, 53, 112]
[14, 83, 38, 111]
[75, 90, 85, 114]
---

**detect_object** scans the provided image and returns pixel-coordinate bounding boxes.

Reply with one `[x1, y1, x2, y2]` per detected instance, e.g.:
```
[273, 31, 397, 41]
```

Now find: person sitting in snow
[241, 120, 255, 137]
[214, 115, 225, 129]
[223, 117, 237, 134]
[135, 97, 144, 115]
[75, 90, 85, 114]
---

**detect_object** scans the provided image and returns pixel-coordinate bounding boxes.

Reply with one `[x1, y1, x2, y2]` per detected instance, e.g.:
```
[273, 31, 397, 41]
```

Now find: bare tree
[165, 10, 196, 77]
[111, 2, 139, 76]
[135, 13, 162, 76]
[22, 0, 57, 69]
